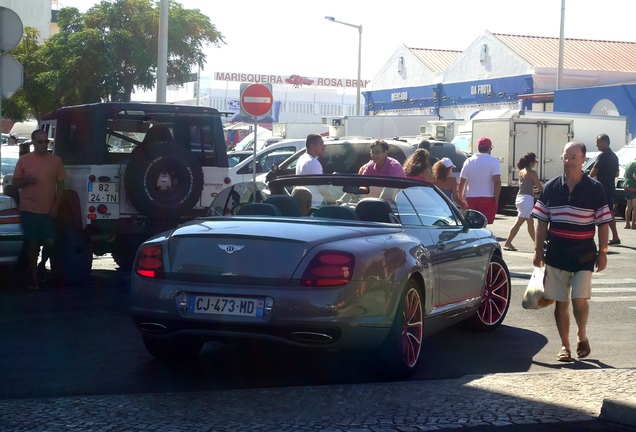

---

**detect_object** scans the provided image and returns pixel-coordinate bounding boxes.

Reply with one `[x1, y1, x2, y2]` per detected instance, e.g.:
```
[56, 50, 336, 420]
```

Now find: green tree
[39, 7, 112, 107]
[4, 0, 224, 120]
[76, 0, 225, 101]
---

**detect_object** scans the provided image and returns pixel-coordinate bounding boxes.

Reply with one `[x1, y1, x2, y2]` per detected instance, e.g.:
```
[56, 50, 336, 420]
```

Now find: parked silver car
[130, 174, 511, 378]
[0, 193, 23, 266]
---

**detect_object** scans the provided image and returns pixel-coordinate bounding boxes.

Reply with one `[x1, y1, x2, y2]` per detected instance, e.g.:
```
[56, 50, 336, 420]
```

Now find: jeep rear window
[54, 113, 91, 164]
[106, 116, 157, 155]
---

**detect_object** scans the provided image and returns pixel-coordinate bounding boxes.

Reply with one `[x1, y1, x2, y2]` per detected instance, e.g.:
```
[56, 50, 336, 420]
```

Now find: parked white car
[232, 129, 274, 152]
[583, 144, 636, 215]
[227, 139, 305, 186]
[1, 145, 22, 193]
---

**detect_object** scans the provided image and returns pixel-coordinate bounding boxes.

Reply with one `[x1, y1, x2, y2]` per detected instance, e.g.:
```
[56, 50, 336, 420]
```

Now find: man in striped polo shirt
[532, 141, 612, 363]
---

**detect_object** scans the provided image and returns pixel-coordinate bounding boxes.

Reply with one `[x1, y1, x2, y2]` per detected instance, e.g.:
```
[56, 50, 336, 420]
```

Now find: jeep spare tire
[125, 141, 204, 219]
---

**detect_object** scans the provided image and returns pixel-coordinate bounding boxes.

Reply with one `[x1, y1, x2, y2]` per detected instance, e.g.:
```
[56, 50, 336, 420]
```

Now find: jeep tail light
[301, 251, 355, 287]
[135, 245, 165, 279]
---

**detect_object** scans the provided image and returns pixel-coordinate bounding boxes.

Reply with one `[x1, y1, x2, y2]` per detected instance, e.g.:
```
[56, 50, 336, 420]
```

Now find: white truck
[325, 115, 441, 139]
[271, 122, 329, 140]
[424, 119, 467, 143]
[471, 110, 630, 208]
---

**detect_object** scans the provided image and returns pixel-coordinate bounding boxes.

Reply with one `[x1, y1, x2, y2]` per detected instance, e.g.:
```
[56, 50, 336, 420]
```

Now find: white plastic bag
[522, 267, 554, 309]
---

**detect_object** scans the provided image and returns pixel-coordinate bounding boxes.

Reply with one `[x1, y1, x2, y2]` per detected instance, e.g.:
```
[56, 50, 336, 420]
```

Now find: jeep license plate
[88, 182, 119, 203]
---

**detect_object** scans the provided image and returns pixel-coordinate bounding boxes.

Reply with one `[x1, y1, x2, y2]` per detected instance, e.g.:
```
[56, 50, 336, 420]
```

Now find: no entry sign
[240, 83, 273, 118]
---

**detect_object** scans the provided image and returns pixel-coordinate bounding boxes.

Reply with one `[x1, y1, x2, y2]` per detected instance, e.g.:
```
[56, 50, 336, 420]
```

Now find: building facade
[0, 0, 56, 40]
[364, 31, 636, 140]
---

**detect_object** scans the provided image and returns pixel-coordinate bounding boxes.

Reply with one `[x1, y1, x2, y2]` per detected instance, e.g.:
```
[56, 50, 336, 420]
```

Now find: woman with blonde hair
[503, 152, 543, 251]
[403, 148, 435, 182]
[432, 157, 466, 209]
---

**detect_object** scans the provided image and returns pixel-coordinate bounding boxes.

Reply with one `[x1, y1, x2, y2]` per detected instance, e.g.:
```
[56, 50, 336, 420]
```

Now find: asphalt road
[0, 215, 634, 402]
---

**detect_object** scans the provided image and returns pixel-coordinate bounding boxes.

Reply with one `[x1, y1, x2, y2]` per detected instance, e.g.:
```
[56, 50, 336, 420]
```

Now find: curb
[600, 398, 636, 427]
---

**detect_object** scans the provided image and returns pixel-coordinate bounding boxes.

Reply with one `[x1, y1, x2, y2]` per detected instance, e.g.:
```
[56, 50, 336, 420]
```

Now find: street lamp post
[325, 16, 362, 116]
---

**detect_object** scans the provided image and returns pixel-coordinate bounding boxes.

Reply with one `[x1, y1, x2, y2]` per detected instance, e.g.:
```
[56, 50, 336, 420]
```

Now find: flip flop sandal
[503, 245, 518, 251]
[577, 339, 591, 359]
[557, 346, 572, 362]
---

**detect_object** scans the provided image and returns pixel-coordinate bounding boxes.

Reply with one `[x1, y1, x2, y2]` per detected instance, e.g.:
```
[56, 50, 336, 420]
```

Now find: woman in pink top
[403, 149, 435, 182]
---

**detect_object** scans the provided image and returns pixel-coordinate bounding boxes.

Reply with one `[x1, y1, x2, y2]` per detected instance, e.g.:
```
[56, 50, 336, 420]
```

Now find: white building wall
[167, 82, 357, 124]
[0, 0, 51, 41]
[369, 44, 442, 91]
[442, 31, 533, 84]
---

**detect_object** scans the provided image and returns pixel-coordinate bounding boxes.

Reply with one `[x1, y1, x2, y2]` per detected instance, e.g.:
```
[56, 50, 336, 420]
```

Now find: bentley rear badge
[218, 244, 245, 254]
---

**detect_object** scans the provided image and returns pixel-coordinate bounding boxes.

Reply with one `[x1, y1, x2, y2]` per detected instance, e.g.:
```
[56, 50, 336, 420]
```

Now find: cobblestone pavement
[1, 369, 634, 431]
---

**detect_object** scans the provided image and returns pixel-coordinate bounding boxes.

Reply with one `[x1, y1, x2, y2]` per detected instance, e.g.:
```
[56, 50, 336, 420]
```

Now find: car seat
[355, 198, 396, 223]
[264, 195, 302, 216]
[313, 205, 359, 220]
[236, 203, 281, 216]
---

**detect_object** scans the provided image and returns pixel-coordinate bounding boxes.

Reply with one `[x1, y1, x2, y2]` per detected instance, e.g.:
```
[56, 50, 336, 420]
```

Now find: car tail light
[301, 251, 355, 287]
[135, 245, 165, 279]
[0, 208, 20, 225]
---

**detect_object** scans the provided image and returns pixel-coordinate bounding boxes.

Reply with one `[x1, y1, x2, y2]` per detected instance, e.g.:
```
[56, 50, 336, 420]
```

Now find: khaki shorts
[543, 265, 592, 302]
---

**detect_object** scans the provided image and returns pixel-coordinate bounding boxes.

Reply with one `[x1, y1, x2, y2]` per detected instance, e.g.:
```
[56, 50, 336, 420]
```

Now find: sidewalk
[1, 368, 635, 431]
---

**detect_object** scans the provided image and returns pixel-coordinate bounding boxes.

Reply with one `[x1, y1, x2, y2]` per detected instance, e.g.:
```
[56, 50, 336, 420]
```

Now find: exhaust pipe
[290, 331, 333, 343]
[138, 322, 167, 333]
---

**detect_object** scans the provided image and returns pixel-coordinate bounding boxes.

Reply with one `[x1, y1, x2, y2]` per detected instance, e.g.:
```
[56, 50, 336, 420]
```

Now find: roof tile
[493, 33, 636, 71]
[407, 48, 462, 72]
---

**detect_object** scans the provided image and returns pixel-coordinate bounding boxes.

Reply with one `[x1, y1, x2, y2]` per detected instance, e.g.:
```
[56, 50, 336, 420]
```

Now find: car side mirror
[464, 209, 488, 229]
[265, 169, 278, 183]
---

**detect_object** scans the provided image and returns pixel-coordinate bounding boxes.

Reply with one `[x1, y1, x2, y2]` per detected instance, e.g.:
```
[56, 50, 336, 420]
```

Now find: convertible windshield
[208, 175, 463, 228]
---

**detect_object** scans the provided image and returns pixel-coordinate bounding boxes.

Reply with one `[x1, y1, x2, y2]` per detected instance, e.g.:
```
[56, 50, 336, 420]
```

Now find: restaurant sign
[215, 71, 370, 89]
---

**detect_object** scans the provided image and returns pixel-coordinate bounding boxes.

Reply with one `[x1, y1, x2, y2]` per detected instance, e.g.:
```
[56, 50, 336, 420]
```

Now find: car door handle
[436, 242, 446, 251]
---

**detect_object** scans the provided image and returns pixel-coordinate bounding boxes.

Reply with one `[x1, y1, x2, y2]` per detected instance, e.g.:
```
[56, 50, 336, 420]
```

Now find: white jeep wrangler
[39, 102, 230, 285]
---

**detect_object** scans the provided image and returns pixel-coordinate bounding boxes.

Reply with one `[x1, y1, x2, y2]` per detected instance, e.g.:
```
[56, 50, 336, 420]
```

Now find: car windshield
[450, 135, 472, 154]
[207, 175, 464, 228]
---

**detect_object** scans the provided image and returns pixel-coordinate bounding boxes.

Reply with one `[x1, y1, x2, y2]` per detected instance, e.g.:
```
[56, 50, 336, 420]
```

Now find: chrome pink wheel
[401, 284, 423, 368]
[475, 255, 511, 329]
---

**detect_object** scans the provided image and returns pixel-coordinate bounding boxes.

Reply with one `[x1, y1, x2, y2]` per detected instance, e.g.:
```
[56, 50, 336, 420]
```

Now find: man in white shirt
[295, 134, 325, 174]
[295, 133, 337, 204]
[458, 136, 501, 224]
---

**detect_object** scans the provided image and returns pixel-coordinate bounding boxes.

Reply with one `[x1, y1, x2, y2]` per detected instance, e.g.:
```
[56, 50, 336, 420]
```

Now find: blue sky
[58, 0, 636, 83]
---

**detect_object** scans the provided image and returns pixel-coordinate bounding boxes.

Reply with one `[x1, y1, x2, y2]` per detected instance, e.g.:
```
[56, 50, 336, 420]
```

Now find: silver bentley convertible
[130, 174, 511, 377]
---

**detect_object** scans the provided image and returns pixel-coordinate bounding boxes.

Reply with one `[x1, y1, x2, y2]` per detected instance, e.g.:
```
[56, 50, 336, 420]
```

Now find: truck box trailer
[471, 110, 629, 208]
[271, 122, 329, 140]
[325, 115, 440, 139]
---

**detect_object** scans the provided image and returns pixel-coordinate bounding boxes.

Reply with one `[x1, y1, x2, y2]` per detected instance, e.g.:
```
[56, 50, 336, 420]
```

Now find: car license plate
[88, 182, 119, 203]
[188, 295, 264, 317]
